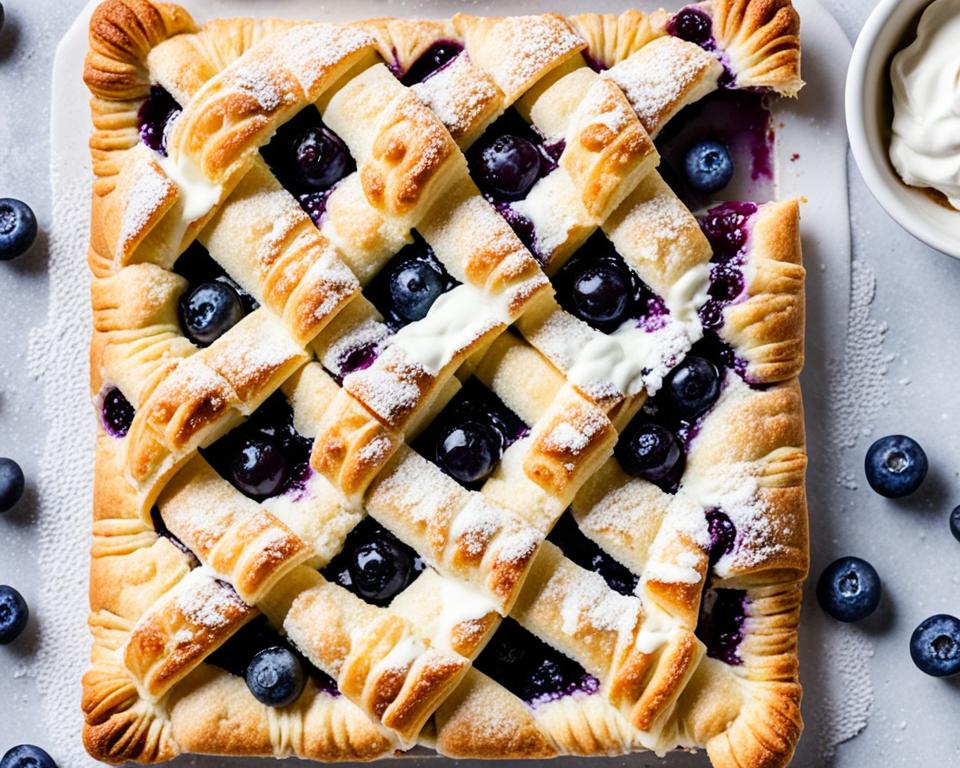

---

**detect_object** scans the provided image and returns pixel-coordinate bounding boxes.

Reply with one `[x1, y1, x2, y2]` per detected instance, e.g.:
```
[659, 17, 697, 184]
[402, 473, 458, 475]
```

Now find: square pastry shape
[82, 1, 808, 767]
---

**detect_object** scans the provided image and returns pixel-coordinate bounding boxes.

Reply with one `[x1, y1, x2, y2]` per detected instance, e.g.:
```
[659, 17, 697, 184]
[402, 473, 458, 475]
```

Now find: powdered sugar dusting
[488, 15, 585, 99]
[817, 624, 874, 760]
[412, 53, 499, 138]
[548, 568, 637, 636]
[117, 156, 174, 259]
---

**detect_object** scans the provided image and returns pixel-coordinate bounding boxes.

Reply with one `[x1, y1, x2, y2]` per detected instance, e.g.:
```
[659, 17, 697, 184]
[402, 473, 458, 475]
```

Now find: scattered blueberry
[864, 434, 928, 498]
[950, 506, 960, 543]
[0, 585, 29, 644]
[179, 281, 245, 346]
[294, 124, 350, 191]
[664, 356, 721, 419]
[231, 437, 287, 498]
[0, 199, 38, 261]
[910, 614, 960, 678]
[569, 263, 632, 329]
[684, 140, 734, 194]
[349, 537, 413, 604]
[0, 745, 57, 768]
[476, 135, 542, 201]
[816, 557, 881, 623]
[400, 40, 464, 85]
[668, 7, 714, 45]
[436, 421, 502, 485]
[388, 255, 447, 323]
[615, 423, 682, 485]
[0, 458, 24, 513]
[245, 646, 307, 707]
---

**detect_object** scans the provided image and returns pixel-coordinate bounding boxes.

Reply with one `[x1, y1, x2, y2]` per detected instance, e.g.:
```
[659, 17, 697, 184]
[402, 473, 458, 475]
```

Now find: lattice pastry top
[81, 1, 807, 767]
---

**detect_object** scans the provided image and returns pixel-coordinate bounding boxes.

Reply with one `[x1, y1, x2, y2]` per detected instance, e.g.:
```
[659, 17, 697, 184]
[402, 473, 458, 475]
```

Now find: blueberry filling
[202, 392, 312, 501]
[666, 7, 715, 48]
[334, 341, 381, 382]
[706, 509, 736, 565]
[399, 40, 465, 86]
[101, 387, 135, 438]
[173, 242, 260, 314]
[547, 512, 639, 596]
[494, 202, 540, 260]
[413, 377, 528, 489]
[553, 233, 668, 333]
[696, 587, 746, 665]
[149, 506, 199, 564]
[137, 85, 182, 155]
[321, 517, 425, 607]
[697, 201, 757, 331]
[475, 617, 599, 707]
[364, 234, 459, 329]
[207, 616, 339, 696]
[260, 106, 355, 226]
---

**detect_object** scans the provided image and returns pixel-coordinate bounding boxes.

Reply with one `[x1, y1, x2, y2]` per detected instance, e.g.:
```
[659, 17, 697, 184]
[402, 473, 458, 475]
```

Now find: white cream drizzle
[157, 152, 222, 224]
[433, 579, 498, 649]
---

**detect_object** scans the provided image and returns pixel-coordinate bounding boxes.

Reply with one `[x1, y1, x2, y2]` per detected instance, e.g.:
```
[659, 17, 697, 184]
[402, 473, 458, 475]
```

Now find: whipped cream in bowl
[889, 0, 960, 209]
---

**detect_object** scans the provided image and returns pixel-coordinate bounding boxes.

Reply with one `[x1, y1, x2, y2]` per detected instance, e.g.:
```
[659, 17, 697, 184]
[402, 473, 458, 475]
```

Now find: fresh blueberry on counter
[0, 457, 24, 512]
[683, 141, 734, 194]
[950, 505, 960, 543]
[0, 745, 58, 768]
[245, 646, 307, 707]
[0, 584, 29, 644]
[816, 556, 881, 623]
[0, 199, 38, 261]
[864, 434, 928, 498]
[910, 614, 960, 678]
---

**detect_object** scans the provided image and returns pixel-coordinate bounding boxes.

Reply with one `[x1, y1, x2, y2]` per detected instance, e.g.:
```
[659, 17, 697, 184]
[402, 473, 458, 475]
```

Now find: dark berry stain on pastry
[697, 201, 757, 332]
[696, 587, 747, 666]
[202, 392, 312, 501]
[553, 232, 668, 333]
[260, 105, 355, 226]
[547, 511, 639, 596]
[666, 6, 716, 49]
[706, 508, 737, 565]
[413, 377, 528, 489]
[398, 39, 464, 85]
[475, 617, 599, 707]
[101, 387, 135, 438]
[149, 506, 200, 566]
[138, 85, 182, 156]
[207, 615, 340, 696]
[365, 233, 459, 329]
[321, 517, 426, 607]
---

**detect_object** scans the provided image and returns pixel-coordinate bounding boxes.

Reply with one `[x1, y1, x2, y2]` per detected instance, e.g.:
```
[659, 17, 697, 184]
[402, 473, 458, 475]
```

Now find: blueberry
[348, 537, 413, 604]
[179, 281, 245, 346]
[436, 421, 502, 484]
[0, 199, 38, 261]
[0, 746, 57, 768]
[684, 141, 734, 194]
[706, 509, 736, 565]
[910, 614, 960, 678]
[101, 388, 135, 438]
[137, 85, 182, 155]
[570, 263, 632, 330]
[615, 423, 682, 484]
[864, 434, 928, 498]
[669, 8, 714, 45]
[0, 458, 24, 513]
[476, 135, 542, 201]
[0, 585, 29, 644]
[401, 40, 464, 85]
[951, 506, 960, 543]
[665, 356, 721, 419]
[294, 124, 350, 191]
[231, 437, 287, 498]
[245, 646, 306, 707]
[388, 256, 446, 323]
[816, 557, 881, 623]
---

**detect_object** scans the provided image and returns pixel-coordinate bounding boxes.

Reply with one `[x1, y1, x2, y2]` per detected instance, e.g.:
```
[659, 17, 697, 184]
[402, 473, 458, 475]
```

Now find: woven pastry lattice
[82, 1, 808, 766]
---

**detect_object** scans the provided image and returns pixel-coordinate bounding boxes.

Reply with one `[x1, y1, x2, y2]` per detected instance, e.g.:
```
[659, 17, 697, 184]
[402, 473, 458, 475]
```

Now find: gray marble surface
[1, 1, 959, 766]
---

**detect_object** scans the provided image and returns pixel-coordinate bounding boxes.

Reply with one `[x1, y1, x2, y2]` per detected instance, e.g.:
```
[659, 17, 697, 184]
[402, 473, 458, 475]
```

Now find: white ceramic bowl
[845, 0, 960, 258]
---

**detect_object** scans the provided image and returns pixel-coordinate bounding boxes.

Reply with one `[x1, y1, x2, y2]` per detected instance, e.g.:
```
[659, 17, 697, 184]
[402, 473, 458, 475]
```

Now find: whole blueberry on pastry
[615, 423, 683, 485]
[245, 646, 307, 707]
[816, 556, 881, 623]
[231, 436, 287, 499]
[664, 356, 721, 419]
[684, 140, 734, 193]
[910, 614, 960, 677]
[865, 434, 928, 498]
[436, 421, 503, 485]
[294, 124, 351, 191]
[0, 199, 37, 261]
[0, 745, 57, 768]
[178, 281, 245, 346]
[349, 537, 414, 604]
[569, 262, 632, 329]
[0, 457, 24, 512]
[476, 134, 542, 201]
[388, 255, 447, 323]
[0, 584, 28, 644]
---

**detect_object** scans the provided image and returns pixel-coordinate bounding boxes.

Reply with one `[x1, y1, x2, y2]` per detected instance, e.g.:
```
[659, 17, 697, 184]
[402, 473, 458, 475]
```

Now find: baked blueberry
[0, 458, 24, 512]
[349, 537, 413, 604]
[910, 614, 960, 678]
[668, 7, 713, 45]
[388, 256, 447, 323]
[615, 423, 682, 485]
[570, 263, 632, 329]
[101, 387, 135, 438]
[231, 437, 287, 498]
[476, 134, 542, 201]
[0, 584, 28, 644]
[684, 140, 734, 194]
[864, 434, 928, 498]
[245, 646, 306, 707]
[0, 199, 38, 261]
[436, 421, 503, 484]
[816, 557, 881, 623]
[950, 505, 960, 543]
[293, 124, 350, 191]
[706, 509, 736, 565]
[137, 85, 181, 155]
[0, 745, 57, 768]
[400, 40, 464, 85]
[179, 281, 245, 346]
[664, 356, 721, 419]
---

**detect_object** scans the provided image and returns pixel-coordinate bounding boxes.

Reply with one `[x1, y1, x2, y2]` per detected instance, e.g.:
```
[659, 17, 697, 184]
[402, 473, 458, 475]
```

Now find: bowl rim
[845, 0, 960, 259]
